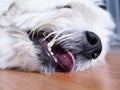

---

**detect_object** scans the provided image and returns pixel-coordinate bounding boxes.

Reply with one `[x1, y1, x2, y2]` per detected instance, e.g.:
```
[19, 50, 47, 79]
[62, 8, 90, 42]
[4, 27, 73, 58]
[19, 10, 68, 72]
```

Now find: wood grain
[0, 51, 120, 90]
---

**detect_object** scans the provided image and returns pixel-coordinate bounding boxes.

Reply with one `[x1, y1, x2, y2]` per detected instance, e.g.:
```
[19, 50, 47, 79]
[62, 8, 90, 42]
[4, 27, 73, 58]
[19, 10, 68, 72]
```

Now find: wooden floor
[0, 51, 120, 90]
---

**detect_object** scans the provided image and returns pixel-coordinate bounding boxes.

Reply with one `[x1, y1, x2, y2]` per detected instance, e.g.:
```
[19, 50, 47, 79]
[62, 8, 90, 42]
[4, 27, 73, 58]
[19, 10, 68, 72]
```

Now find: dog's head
[27, 28, 102, 73]
[2, 0, 115, 73]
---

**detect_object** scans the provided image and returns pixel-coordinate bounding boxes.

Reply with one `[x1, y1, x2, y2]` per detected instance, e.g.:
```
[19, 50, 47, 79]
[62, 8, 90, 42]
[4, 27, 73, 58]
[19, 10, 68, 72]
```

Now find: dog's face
[0, 0, 115, 73]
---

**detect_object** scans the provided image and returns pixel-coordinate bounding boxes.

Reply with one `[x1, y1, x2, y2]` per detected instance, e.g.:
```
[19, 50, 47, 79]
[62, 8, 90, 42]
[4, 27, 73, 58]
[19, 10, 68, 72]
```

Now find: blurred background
[105, 0, 120, 46]
[96, 0, 120, 47]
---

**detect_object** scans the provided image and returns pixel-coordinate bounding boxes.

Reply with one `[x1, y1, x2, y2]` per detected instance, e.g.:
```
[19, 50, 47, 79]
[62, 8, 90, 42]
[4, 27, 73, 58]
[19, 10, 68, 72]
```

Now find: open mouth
[51, 45, 75, 73]
[28, 30, 75, 73]
[40, 40, 75, 73]
[39, 40, 75, 73]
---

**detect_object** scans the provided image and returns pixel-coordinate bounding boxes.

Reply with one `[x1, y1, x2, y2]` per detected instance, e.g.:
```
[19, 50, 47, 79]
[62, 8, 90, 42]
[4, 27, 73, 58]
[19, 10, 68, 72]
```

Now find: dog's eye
[27, 30, 46, 40]
[63, 5, 72, 8]
[99, 5, 106, 10]
[37, 31, 47, 38]
[38, 31, 55, 42]
[56, 4, 72, 9]
[27, 30, 55, 42]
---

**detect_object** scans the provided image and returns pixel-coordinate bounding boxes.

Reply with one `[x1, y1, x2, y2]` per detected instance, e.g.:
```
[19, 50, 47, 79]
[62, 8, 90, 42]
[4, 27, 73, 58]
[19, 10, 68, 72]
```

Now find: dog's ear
[0, 0, 15, 15]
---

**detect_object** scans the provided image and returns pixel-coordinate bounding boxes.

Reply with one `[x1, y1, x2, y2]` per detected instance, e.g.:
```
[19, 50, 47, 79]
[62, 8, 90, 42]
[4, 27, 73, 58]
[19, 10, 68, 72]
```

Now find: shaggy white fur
[0, 0, 115, 73]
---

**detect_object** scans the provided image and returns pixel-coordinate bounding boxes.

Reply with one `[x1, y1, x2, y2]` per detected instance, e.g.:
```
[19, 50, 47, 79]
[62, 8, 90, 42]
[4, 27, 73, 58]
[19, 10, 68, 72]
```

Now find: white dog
[0, 0, 115, 73]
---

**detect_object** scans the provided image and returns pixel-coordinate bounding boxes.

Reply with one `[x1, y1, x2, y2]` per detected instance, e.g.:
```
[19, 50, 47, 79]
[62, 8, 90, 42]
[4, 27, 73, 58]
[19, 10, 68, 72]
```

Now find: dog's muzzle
[28, 30, 102, 73]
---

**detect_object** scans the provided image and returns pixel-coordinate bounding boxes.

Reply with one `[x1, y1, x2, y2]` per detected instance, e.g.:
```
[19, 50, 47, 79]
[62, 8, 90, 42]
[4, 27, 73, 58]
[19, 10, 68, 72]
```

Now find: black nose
[83, 31, 102, 59]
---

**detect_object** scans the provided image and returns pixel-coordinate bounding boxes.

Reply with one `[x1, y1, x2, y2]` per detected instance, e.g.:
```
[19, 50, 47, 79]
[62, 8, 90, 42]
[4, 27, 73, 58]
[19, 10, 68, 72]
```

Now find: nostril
[92, 51, 100, 59]
[86, 31, 98, 45]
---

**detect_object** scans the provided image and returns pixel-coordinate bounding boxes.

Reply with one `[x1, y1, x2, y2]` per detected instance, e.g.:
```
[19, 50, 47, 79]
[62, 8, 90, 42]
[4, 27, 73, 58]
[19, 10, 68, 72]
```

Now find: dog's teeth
[51, 52, 57, 62]
[48, 48, 51, 52]
[54, 58, 57, 63]
[50, 52, 54, 55]
[49, 51, 57, 62]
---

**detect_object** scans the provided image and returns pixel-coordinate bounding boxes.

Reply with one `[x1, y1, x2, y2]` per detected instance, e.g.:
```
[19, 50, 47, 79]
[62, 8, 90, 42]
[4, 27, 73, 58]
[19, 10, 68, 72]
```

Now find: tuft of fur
[0, 0, 115, 73]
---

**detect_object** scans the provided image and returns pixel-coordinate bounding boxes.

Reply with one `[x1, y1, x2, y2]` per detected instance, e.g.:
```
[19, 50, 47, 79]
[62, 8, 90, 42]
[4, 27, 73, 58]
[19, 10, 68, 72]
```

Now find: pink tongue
[54, 51, 75, 73]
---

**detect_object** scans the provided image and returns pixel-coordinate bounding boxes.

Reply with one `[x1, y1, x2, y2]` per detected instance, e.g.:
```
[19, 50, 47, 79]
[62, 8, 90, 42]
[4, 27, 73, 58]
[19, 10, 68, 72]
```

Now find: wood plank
[0, 51, 120, 90]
